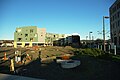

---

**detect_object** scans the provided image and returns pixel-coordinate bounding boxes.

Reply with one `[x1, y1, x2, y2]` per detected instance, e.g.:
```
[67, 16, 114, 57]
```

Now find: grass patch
[72, 48, 120, 63]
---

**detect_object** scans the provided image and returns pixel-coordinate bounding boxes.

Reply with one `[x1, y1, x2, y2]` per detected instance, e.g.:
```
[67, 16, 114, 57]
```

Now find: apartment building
[14, 26, 80, 48]
[45, 33, 65, 46]
[14, 26, 46, 47]
[109, 0, 120, 47]
[53, 34, 81, 48]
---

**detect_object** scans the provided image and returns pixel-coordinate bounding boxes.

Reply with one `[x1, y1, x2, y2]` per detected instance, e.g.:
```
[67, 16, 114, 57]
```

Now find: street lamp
[86, 36, 88, 40]
[103, 16, 109, 51]
[92, 36, 94, 40]
[89, 32, 93, 40]
[97, 31, 102, 39]
[89, 32, 93, 48]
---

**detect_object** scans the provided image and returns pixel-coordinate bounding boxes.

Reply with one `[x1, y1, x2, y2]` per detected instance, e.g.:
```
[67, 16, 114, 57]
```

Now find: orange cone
[2, 52, 8, 60]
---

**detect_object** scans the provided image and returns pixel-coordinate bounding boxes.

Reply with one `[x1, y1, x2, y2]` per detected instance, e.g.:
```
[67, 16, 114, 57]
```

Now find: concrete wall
[37, 28, 46, 43]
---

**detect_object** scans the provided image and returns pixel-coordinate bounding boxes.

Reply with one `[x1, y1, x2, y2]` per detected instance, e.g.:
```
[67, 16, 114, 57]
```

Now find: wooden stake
[10, 59, 14, 72]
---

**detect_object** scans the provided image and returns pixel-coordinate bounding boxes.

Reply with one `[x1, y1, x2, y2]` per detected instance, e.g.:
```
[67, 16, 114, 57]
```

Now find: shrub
[74, 48, 104, 57]
[73, 48, 120, 62]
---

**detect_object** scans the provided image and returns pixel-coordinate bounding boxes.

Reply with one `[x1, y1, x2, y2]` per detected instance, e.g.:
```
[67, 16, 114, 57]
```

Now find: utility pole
[89, 32, 92, 40]
[89, 32, 92, 48]
[103, 16, 105, 51]
[86, 36, 88, 40]
[103, 16, 109, 51]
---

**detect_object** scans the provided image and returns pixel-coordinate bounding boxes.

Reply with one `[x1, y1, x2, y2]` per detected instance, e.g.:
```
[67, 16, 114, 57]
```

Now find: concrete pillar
[14, 42, 17, 48]
[98, 45, 99, 49]
[29, 41, 32, 47]
[44, 43, 46, 47]
[22, 42, 25, 47]
[101, 45, 102, 50]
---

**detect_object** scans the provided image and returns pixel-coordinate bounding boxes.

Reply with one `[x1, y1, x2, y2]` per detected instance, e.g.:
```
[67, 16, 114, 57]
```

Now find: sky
[0, 0, 115, 40]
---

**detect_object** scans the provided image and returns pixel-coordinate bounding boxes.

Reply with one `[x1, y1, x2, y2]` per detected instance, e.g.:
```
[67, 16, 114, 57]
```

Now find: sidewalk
[0, 73, 45, 80]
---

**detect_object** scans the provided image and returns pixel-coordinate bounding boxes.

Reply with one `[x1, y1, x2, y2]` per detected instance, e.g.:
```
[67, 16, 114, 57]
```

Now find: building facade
[53, 34, 81, 48]
[109, 0, 120, 47]
[45, 33, 65, 46]
[14, 26, 80, 48]
[14, 26, 46, 47]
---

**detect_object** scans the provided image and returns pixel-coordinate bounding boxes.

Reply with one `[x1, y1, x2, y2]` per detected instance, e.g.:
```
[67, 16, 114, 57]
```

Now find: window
[18, 38, 22, 41]
[115, 14, 116, 19]
[110, 17, 112, 22]
[114, 31, 116, 36]
[117, 12, 119, 18]
[54, 35, 55, 37]
[30, 29, 33, 33]
[34, 34, 37, 37]
[113, 6, 117, 13]
[25, 34, 28, 37]
[113, 23, 115, 28]
[30, 38, 33, 41]
[114, 37, 117, 45]
[117, 2, 120, 9]
[113, 15, 115, 21]
[116, 22, 117, 28]
[118, 21, 119, 26]
[17, 43, 22, 45]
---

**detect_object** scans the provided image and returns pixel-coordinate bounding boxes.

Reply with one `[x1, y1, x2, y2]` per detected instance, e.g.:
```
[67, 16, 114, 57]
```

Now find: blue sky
[0, 0, 115, 40]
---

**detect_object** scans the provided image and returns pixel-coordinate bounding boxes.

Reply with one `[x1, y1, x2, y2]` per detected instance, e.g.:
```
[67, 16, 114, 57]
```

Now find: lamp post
[89, 32, 93, 48]
[97, 31, 102, 39]
[103, 16, 109, 51]
[89, 32, 93, 40]
[86, 36, 88, 40]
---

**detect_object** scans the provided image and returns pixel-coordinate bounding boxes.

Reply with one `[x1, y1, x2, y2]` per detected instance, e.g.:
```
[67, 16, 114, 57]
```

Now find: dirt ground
[0, 46, 120, 80]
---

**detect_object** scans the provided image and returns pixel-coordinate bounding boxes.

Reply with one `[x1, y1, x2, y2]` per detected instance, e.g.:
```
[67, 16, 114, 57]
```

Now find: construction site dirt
[0, 46, 120, 80]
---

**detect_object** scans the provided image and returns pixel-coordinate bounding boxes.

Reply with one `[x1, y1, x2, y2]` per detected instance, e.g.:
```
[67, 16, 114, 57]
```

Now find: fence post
[109, 44, 110, 53]
[101, 45, 102, 50]
[114, 45, 116, 55]
[98, 45, 99, 49]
